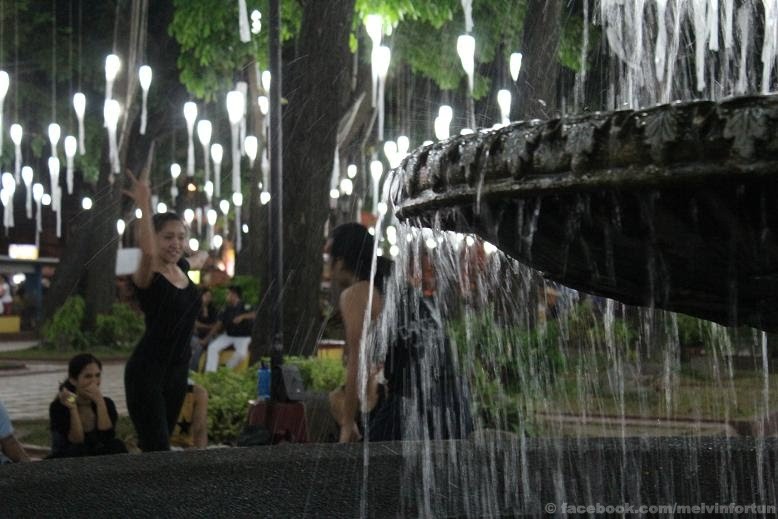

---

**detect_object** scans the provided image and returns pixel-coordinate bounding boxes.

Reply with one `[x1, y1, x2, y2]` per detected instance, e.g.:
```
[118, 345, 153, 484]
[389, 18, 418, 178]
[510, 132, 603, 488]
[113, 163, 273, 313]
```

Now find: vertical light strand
[51, 0, 56, 123]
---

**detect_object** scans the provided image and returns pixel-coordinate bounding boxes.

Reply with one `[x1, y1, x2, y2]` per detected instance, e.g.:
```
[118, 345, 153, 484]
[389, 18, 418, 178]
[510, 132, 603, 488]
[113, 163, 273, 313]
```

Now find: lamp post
[73, 93, 86, 155]
[64, 136, 77, 194]
[226, 90, 245, 196]
[104, 100, 121, 174]
[10, 124, 22, 183]
[104, 54, 121, 101]
[0, 71, 8, 157]
[183, 102, 198, 177]
[139, 65, 152, 135]
[21, 166, 33, 219]
[197, 120, 212, 184]
[457, 34, 476, 129]
[210, 144, 223, 198]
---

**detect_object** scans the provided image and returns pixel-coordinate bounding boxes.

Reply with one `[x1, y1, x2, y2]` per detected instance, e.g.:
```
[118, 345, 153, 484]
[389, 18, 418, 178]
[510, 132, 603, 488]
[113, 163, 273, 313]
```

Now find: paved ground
[0, 340, 127, 420]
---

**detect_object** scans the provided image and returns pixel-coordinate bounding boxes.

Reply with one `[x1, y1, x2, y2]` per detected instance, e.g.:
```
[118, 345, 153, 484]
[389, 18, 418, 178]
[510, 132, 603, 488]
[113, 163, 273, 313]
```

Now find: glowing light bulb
[116, 219, 125, 235]
[259, 191, 271, 205]
[261, 71, 271, 93]
[510, 52, 523, 82]
[81, 197, 93, 210]
[183, 208, 195, 223]
[157, 202, 167, 213]
[257, 96, 269, 115]
[244, 136, 258, 167]
[219, 199, 230, 215]
[232, 192, 243, 207]
[170, 163, 181, 179]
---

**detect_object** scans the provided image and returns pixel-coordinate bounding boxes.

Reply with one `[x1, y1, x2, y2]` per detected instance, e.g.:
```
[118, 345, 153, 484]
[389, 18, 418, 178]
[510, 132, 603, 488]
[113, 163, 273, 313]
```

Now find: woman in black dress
[49, 353, 127, 458]
[123, 169, 208, 451]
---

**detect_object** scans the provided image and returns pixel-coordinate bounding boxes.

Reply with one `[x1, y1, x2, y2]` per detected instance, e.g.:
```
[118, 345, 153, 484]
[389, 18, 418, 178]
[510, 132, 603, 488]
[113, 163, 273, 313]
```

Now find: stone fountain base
[3, 437, 776, 517]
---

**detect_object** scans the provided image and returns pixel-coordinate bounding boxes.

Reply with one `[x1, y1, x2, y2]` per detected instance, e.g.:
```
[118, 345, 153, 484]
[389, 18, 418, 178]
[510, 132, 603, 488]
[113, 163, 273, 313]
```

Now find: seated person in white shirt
[0, 401, 30, 464]
[203, 286, 255, 372]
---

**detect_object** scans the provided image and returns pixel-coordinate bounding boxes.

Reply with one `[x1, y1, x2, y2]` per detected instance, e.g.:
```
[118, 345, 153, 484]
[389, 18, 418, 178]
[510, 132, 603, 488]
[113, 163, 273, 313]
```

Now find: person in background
[170, 382, 209, 449]
[0, 275, 13, 315]
[0, 400, 30, 463]
[123, 169, 209, 452]
[190, 288, 218, 371]
[48, 353, 127, 458]
[325, 223, 392, 443]
[202, 286, 255, 372]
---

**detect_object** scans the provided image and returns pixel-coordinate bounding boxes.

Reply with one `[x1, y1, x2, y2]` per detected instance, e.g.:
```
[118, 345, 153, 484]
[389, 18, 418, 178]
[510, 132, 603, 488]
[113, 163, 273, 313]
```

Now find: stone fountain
[392, 95, 778, 332]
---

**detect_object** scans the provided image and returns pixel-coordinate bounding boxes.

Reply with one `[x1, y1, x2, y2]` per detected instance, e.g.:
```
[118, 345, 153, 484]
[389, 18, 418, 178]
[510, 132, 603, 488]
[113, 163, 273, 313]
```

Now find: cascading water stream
[354, 1, 778, 515]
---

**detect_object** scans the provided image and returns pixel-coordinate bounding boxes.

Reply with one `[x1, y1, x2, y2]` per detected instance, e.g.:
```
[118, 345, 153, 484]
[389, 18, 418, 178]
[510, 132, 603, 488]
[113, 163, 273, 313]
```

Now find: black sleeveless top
[132, 258, 200, 365]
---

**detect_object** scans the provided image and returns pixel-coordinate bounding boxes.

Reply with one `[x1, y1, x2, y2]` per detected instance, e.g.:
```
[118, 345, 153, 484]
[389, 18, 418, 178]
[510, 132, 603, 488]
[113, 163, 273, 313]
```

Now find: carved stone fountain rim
[392, 94, 778, 219]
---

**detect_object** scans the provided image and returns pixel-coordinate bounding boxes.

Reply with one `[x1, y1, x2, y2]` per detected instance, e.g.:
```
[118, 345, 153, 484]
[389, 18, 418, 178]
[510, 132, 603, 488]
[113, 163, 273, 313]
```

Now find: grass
[14, 416, 138, 451]
[0, 345, 132, 362]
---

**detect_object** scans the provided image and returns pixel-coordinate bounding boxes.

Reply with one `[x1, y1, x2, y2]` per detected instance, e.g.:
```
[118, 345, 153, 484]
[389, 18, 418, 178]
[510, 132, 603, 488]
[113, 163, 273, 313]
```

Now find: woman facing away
[123, 169, 208, 451]
[328, 223, 473, 443]
[49, 354, 127, 458]
[327, 223, 391, 443]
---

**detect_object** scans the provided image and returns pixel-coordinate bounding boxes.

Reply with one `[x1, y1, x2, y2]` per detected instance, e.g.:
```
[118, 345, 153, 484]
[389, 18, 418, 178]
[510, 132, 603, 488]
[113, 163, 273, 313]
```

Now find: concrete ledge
[2, 437, 777, 517]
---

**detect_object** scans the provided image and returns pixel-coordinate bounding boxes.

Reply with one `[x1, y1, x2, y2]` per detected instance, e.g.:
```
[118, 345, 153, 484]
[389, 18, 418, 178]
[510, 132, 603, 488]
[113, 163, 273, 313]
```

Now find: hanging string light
[238, 0, 251, 42]
[0, 71, 9, 157]
[138, 65, 152, 134]
[116, 218, 125, 249]
[226, 90, 245, 196]
[347, 164, 357, 179]
[197, 119, 212, 184]
[364, 15, 383, 107]
[183, 102, 198, 177]
[509, 52, 523, 82]
[9, 123, 22, 183]
[370, 159, 383, 214]
[457, 34, 476, 129]
[170, 163, 181, 207]
[206, 208, 217, 248]
[2, 172, 15, 231]
[32, 183, 43, 248]
[261, 71, 271, 94]
[21, 166, 32, 218]
[211, 143, 223, 198]
[104, 54, 120, 101]
[48, 156, 61, 237]
[73, 93, 86, 155]
[373, 46, 391, 141]
[232, 192, 243, 251]
[64, 135, 77, 194]
[497, 89, 512, 125]
[219, 199, 230, 238]
[237, 82, 248, 155]
[434, 105, 453, 140]
[244, 136, 258, 168]
[103, 99, 121, 174]
[204, 180, 213, 204]
[47, 123, 61, 158]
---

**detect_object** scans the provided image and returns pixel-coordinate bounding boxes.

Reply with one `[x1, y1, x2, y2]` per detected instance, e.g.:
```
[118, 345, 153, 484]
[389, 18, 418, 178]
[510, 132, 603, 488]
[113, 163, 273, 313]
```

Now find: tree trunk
[278, 0, 356, 356]
[513, 0, 564, 120]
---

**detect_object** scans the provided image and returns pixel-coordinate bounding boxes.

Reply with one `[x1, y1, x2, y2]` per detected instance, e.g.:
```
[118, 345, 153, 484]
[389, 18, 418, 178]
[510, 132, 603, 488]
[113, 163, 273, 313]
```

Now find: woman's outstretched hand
[122, 168, 151, 208]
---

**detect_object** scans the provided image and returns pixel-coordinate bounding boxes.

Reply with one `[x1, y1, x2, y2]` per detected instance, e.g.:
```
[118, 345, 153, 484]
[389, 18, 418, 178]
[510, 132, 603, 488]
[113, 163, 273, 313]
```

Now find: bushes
[191, 368, 257, 444]
[42, 296, 144, 351]
[42, 296, 89, 351]
[190, 356, 344, 445]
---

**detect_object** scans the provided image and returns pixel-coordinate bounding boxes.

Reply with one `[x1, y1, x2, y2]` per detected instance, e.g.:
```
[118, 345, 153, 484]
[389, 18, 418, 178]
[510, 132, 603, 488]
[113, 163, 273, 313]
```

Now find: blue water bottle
[257, 363, 271, 400]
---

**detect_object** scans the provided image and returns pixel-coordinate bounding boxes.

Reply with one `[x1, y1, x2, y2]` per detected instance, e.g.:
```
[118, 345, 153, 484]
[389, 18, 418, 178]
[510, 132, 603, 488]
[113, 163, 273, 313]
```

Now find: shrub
[190, 356, 344, 444]
[42, 296, 89, 351]
[94, 303, 145, 349]
[191, 368, 257, 445]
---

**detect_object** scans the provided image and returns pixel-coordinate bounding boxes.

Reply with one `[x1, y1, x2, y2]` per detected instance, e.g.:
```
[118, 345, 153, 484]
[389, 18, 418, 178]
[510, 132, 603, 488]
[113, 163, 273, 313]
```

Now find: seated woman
[48, 353, 127, 458]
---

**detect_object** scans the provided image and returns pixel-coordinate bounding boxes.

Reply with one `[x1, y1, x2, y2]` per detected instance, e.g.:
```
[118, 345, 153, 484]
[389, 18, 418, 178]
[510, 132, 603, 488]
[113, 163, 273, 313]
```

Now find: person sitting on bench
[203, 286, 255, 372]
